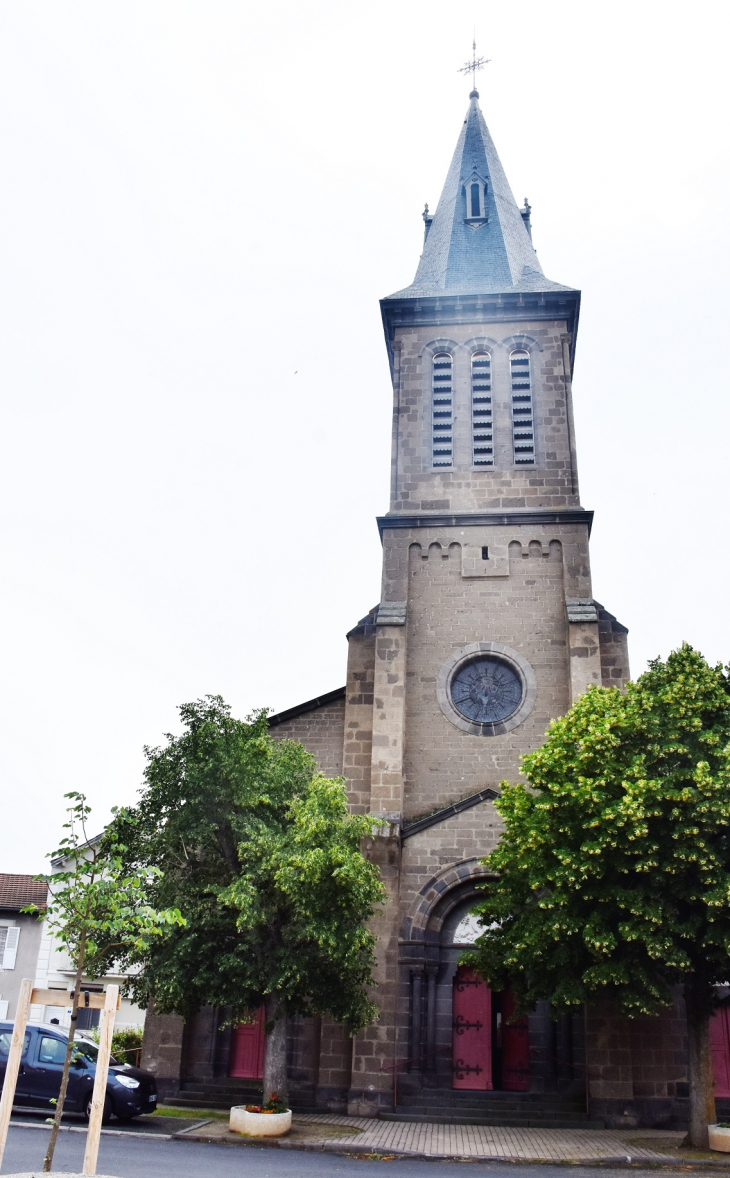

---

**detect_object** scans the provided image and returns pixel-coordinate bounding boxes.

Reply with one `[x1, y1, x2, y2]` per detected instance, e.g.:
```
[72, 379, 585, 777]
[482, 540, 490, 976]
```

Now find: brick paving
[279, 1115, 690, 1161]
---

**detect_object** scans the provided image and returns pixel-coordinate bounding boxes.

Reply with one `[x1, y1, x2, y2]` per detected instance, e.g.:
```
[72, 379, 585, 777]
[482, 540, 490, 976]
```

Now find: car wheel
[84, 1094, 113, 1125]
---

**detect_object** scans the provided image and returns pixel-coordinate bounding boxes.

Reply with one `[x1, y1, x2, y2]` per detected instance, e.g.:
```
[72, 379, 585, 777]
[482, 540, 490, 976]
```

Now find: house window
[0, 925, 20, 970]
[471, 352, 493, 466]
[432, 352, 453, 467]
[510, 349, 535, 465]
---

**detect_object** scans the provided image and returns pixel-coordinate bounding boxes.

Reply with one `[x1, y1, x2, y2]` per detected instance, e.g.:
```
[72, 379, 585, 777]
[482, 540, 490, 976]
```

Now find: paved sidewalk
[178, 1113, 723, 1165]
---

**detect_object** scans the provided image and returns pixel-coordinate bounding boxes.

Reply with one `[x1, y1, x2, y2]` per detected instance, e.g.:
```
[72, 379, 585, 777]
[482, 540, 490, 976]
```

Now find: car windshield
[72, 1038, 118, 1066]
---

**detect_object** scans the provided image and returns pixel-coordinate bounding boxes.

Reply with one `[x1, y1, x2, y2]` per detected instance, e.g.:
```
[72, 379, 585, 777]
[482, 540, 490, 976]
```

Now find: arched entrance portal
[401, 861, 553, 1095]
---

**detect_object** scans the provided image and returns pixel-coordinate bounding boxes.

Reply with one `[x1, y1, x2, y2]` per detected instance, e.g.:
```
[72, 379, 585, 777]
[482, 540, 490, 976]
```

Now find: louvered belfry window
[510, 349, 535, 465]
[431, 352, 453, 467]
[471, 352, 493, 466]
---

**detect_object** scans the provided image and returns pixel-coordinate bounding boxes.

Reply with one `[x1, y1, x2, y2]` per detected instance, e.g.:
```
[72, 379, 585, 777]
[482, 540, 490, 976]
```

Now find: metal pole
[82, 985, 118, 1175]
[0, 977, 33, 1170]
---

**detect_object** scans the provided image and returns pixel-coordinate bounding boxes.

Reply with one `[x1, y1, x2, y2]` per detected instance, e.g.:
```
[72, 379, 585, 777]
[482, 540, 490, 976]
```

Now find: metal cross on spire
[458, 38, 490, 92]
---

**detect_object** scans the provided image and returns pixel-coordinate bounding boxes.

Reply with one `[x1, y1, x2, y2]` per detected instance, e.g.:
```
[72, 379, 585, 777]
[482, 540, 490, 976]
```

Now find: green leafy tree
[464, 644, 730, 1149]
[110, 696, 386, 1101]
[25, 793, 184, 1172]
[90, 1025, 144, 1066]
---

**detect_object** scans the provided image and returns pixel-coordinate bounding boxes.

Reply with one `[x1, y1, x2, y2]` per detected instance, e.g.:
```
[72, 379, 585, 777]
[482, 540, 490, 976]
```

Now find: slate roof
[386, 90, 575, 300]
[0, 873, 48, 911]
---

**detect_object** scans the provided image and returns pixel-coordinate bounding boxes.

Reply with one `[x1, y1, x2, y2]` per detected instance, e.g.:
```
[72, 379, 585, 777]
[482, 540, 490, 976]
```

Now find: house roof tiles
[0, 873, 48, 911]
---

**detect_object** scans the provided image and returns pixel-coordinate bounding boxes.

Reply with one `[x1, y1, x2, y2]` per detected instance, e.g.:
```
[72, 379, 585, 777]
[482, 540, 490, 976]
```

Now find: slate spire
[387, 90, 573, 299]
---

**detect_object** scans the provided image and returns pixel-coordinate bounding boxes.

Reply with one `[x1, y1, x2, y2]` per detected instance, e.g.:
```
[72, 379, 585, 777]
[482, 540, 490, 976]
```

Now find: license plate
[148, 1095, 156, 1102]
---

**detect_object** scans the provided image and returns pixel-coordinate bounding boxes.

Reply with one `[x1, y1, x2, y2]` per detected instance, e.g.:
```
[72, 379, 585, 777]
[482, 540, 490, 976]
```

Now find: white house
[0, 874, 48, 1020]
[0, 860, 146, 1032]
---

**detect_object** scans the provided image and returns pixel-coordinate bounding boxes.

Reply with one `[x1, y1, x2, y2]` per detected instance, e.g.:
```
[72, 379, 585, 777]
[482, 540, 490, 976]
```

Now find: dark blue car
[0, 1021, 158, 1122]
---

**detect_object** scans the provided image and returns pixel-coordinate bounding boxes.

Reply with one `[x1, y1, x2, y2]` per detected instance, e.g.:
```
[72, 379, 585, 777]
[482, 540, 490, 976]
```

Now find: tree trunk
[685, 986, 716, 1150]
[43, 932, 87, 1172]
[262, 991, 288, 1105]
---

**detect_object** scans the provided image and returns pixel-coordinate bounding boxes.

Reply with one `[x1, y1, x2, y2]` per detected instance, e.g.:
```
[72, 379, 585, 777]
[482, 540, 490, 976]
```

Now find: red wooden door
[501, 990, 529, 1092]
[711, 1007, 730, 1098]
[452, 966, 492, 1090]
[229, 1007, 265, 1079]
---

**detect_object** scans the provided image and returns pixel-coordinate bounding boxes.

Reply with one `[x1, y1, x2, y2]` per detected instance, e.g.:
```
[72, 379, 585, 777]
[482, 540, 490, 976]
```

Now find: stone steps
[379, 1111, 606, 1128]
[393, 1088, 586, 1107]
[381, 1089, 603, 1128]
[169, 1093, 259, 1109]
[167, 1083, 319, 1113]
[167, 1081, 603, 1128]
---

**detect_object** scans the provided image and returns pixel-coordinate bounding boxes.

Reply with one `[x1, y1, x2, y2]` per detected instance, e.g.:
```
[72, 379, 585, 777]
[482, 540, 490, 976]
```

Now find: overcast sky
[1, 0, 728, 872]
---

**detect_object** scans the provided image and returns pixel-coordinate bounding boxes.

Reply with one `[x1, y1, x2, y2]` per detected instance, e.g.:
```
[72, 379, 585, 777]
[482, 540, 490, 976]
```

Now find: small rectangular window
[481, 546, 489, 560]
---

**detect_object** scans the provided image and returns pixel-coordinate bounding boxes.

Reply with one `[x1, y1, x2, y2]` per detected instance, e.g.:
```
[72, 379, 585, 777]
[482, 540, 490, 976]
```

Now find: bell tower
[383, 86, 581, 516]
[343, 85, 630, 1116]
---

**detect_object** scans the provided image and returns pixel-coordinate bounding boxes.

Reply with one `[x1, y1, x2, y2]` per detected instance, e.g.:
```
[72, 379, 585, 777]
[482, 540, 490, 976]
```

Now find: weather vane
[458, 38, 490, 91]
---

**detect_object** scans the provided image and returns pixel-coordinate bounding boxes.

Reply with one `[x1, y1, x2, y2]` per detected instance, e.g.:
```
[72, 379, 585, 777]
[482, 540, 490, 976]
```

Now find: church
[142, 85, 730, 1131]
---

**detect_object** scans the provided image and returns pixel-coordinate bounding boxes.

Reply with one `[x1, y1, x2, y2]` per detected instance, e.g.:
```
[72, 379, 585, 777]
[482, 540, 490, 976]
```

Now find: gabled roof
[401, 788, 498, 841]
[385, 90, 575, 300]
[268, 686, 346, 728]
[0, 873, 48, 911]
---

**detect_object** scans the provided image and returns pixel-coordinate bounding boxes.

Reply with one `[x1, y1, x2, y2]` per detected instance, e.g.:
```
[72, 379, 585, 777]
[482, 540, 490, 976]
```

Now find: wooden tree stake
[82, 984, 119, 1176]
[0, 977, 33, 1170]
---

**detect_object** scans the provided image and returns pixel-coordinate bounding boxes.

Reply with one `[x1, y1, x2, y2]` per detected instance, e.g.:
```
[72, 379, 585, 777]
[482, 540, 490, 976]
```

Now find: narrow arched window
[510, 349, 535, 465]
[471, 352, 492, 466]
[431, 352, 453, 467]
[470, 183, 481, 218]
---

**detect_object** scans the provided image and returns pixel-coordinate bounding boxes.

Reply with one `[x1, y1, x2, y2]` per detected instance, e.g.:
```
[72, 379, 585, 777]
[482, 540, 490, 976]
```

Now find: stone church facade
[142, 89, 726, 1130]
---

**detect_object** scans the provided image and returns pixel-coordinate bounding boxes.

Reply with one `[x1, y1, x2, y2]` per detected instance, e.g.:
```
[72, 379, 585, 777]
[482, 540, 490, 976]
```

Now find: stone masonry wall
[399, 801, 504, 919]
[140, 1003, 185, 1101]
[347, 831, 402, 1115]
[401, 527, 574, 819]
[630, 997, 688, 1119]
[585, 993, 689, 1128]
[597, 605, 631, 689]
[270, 698, 345, 778]
[342, 627, 376, 813]
[317, 1017, 354, 1112]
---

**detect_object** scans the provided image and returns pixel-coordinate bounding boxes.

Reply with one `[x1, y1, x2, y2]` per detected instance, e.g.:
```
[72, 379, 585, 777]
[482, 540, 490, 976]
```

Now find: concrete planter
[708, 1125, 730, 1152]
[229, 1106, 292, 1137]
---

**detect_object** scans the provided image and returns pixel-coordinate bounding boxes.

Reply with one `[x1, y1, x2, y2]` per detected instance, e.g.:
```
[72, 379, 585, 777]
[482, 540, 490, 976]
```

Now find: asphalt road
[9, 1110, 196, 1136]
[1, 1126, 725, 1178]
